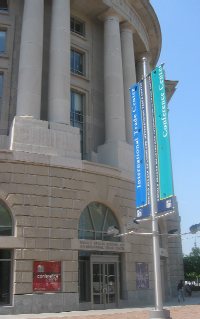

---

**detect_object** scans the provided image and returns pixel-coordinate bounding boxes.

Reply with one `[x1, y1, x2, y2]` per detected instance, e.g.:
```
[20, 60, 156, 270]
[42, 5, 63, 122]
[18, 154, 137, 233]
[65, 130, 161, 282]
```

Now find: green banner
[151, 65, 174, 199]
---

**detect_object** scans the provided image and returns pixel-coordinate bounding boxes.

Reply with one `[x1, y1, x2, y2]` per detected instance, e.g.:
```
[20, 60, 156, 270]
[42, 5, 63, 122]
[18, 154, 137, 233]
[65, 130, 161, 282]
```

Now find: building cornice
[102, 0, 161, 66]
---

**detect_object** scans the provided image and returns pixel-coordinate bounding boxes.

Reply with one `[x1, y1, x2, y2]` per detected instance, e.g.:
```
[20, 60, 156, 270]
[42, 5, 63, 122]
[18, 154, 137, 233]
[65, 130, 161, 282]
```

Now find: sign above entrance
[71, 239, 131, 252]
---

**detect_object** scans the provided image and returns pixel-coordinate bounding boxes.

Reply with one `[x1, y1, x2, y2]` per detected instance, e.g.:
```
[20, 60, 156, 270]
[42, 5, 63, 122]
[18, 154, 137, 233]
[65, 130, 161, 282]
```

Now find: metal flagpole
[141, 55, 171, 319]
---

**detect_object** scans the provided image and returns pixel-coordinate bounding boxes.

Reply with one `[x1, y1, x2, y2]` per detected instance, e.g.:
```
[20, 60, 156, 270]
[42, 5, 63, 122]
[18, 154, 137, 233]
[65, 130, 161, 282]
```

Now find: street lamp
[189, 223, 200, 234]
[129, 58, 176, 318]
[140, 57, 171, 319]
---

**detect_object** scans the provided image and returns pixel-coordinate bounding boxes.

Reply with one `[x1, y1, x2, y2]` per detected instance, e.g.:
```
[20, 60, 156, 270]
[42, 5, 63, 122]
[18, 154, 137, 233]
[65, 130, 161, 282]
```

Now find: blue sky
[151, 0, 200, 255]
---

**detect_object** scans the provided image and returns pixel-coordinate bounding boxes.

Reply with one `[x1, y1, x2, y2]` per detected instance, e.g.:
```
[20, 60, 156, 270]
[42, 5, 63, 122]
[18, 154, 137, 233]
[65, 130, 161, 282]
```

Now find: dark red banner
[33, 261, 61, 292]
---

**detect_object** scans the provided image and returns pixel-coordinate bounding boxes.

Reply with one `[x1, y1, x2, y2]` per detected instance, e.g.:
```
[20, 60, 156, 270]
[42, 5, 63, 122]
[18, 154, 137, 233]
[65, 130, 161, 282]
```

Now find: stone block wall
[0, 151, 183, 313]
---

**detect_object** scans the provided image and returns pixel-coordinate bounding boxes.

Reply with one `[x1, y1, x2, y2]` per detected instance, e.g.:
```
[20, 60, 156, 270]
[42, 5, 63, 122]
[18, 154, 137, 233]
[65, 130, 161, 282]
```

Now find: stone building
[0, 0, 183, 314]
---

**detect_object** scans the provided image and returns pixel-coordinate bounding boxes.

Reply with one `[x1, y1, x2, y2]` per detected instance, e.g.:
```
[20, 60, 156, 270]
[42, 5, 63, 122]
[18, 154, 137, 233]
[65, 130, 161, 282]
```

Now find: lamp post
[189, 223, 200, 234]
[141, 56, 171, 319]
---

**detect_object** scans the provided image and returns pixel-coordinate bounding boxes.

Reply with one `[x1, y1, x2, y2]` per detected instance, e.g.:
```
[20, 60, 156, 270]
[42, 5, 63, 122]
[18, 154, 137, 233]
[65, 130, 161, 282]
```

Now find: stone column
[103, 13, 126, 143]
[98, 12, 134, 177]
[121, 23, 137, 145]
[16, 0, 44, 119]
[48, 0, 70, 124]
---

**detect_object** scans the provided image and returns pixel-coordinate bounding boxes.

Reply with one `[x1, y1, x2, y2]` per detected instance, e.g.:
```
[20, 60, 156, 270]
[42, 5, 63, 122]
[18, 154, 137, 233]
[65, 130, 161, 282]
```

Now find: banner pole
[141, 57, 171, 319]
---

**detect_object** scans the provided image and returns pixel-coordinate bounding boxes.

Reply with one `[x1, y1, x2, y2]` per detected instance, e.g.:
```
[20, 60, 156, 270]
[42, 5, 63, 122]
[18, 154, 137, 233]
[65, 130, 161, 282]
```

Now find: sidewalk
[0, 294, 199, 319]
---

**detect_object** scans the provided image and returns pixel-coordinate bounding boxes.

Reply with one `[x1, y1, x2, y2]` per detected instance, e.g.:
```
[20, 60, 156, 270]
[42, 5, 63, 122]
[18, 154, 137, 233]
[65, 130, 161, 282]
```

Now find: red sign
[33, 261, 61, 292]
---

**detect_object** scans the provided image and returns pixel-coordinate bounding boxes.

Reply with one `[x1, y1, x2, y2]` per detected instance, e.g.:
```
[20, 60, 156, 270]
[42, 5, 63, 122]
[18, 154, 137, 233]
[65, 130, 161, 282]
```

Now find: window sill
[71, 31, 87, 41]
[71, 71, 89, 82]
[0, 237, 24, 248]
[0, 52, 9, 59]
[0, 11, 9, 16]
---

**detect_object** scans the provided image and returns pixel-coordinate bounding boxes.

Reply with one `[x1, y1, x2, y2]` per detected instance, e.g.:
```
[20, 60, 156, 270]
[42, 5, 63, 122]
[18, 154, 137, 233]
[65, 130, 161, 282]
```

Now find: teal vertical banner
[151, 65, 174, 200]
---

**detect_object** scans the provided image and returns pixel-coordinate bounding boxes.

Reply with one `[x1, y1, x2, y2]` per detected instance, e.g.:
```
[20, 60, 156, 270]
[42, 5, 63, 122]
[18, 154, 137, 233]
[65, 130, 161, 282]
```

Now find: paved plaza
[0, 294, 199, 319]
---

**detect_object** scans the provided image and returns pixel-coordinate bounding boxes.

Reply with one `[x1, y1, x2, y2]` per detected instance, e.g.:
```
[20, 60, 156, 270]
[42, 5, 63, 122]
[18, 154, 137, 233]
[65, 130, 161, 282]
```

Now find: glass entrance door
[91, 255, 119, 309]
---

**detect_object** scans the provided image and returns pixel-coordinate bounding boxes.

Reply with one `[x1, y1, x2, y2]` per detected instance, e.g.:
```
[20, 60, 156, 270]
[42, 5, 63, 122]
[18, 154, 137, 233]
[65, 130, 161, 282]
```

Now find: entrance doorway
[91, 255, 119, 309]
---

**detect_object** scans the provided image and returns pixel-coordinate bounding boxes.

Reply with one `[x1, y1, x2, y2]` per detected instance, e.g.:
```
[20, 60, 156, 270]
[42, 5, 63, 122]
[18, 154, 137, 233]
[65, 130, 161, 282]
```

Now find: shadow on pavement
[164, 291, 200, 307]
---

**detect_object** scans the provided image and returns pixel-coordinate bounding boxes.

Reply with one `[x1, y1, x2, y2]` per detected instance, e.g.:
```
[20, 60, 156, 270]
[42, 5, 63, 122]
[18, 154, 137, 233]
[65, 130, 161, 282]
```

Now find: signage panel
[136, 262, 149, 289]
[151, 65, 174, 200]
[139, 81, 151, 208]
[130, 84, 148, 211]
[33, 261, 61, 292]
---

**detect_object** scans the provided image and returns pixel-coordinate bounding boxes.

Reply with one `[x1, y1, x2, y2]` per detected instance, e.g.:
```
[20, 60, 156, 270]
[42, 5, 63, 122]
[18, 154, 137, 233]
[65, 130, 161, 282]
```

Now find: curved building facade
[0, 0, 183, 314]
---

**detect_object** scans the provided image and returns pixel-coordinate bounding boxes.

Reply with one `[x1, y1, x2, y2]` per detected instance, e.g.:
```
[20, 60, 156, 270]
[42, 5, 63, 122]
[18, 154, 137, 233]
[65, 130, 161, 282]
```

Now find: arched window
[0, 201, 12, 236]
[78, 202, 120, 242]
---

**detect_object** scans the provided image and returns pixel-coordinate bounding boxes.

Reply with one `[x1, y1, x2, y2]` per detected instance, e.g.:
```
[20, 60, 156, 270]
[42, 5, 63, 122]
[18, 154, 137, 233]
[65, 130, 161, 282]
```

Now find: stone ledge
[97, 140, 134, 179]
[8, 116, 81, 160]
[0, 237, 24, 248]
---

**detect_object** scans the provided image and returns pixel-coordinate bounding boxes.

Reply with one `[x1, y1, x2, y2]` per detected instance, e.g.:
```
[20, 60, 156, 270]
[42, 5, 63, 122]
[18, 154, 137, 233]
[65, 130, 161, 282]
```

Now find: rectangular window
[0, 0, 8, 12]
[0, 30, 6, 53]
[70, 90, 84, 157]
[0, 73, 3, 97]
[71, 49, 84, 76]
[70, 90, 84, 129]
[70, 16, 85, 37]
[0, 72, 7, 135]
[0, 73, 3, 126]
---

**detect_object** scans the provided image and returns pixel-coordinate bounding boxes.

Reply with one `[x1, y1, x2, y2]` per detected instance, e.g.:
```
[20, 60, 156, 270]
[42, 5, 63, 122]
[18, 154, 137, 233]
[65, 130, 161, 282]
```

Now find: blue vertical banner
[129, 84, 150, 218]
[129, 84, 146, 208]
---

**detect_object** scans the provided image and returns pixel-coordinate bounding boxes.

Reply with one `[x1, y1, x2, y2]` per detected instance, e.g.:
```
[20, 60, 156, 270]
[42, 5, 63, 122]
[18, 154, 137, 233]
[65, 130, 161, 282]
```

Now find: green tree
[183, 246, 200, 281]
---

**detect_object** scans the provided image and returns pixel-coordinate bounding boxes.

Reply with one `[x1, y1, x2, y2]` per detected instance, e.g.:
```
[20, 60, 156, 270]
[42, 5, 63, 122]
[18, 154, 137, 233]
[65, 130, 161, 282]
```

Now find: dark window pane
[79, 208, 93, 231]
[70, 17, 74, 30]
[0, 250, 11, 259]
[103, 211, 120, 242]
[70, 16, 85, 36]
[70, 50, 74, 71]
[0, 73, 3, 97]
[70, 49, 84, 75]
[0, 0, 8, 11]
[75, 21, 84, 35]
[90, 202, 106, 233]
[0, 250, 11, 305]
[70, 90, 84, 157]
[0, 260, 11, 304]
[0, 30, 6, 52]
[0, 227, 12, 236]
[0, 204, 12, 226]
[70, 91, 83, 127]
[78, 207, 95, 239]
[78, 229, 94, 240]
[0, 203, 12, 236]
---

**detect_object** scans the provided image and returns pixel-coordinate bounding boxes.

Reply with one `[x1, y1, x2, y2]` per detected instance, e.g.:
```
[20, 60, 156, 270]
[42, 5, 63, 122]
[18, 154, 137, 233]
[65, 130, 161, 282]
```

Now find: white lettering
[158, 66, 168, 138]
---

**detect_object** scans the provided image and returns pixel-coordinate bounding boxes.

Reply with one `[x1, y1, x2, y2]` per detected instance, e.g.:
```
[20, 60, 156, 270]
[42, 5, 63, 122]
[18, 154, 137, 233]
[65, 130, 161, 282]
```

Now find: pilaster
[97, 12, 134, 178]
[48, 0, 70, 124]
[16, 0, 44, 119]
[121, 22, 137, 145]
